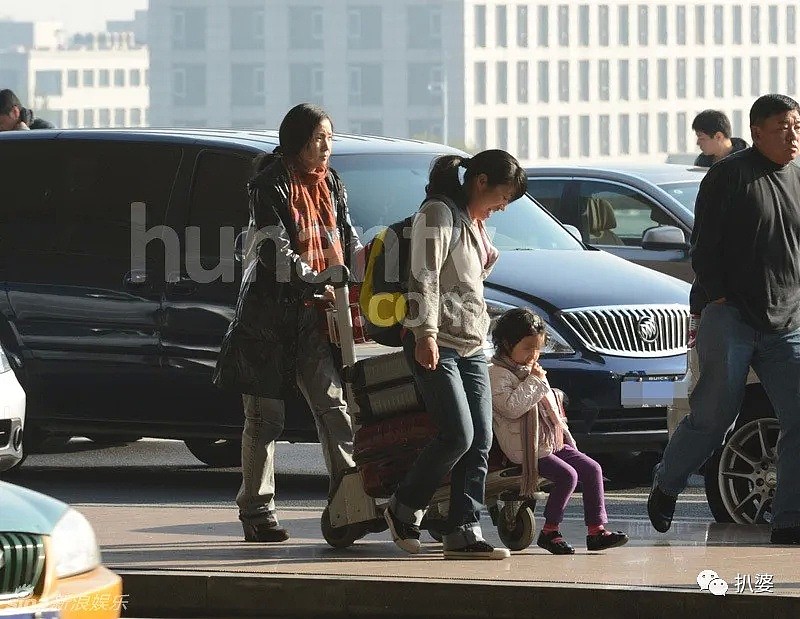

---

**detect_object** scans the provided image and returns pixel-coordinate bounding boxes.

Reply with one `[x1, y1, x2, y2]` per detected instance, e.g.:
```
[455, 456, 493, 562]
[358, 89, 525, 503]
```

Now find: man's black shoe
[770, 526, 800, 545]
[647, 484, 677, 533]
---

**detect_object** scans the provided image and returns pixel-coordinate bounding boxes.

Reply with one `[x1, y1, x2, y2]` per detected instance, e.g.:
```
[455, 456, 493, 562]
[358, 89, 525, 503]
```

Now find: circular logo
[637, 316, 659, 343]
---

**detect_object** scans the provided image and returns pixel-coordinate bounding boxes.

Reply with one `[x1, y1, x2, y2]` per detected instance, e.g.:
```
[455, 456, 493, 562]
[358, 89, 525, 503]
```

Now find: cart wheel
[321, 506, 364, 549]
[497, 505, 535, 551]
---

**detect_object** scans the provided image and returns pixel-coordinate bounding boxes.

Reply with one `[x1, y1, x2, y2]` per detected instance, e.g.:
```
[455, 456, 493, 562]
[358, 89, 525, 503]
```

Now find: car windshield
[332, 153, 583, 251]
[657, 181, 701, 214]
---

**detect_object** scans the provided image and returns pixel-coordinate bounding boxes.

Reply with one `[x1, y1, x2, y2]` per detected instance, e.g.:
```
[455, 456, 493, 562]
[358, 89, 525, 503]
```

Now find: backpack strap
[420, 193, 462, 255]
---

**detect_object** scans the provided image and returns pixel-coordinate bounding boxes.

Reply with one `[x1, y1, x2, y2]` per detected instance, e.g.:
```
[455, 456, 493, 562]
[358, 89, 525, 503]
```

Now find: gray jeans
[237, 317, 355, 522]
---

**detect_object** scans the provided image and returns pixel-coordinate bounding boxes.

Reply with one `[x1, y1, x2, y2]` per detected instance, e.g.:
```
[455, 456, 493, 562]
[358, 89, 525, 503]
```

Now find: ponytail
[425, 155, 470, 201]
[425, 149, 527, 204]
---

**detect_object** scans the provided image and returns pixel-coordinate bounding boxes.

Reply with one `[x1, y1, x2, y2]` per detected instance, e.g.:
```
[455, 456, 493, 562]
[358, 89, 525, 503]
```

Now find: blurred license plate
[0, 611, 59, 619]
[621, 377, 678, 408]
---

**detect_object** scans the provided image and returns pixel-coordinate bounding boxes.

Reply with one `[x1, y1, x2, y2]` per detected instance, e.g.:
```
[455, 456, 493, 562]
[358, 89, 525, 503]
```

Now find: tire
[184, 438, 242, 467]
[87, 434, 142, 445]
[321, 506, 364, 549]
[497, 505, 536, 551]
[704, 389, 777, 524]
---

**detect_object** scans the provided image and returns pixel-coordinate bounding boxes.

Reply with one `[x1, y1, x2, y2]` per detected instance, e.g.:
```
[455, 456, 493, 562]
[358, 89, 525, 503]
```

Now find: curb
[118, 570, 799, 619]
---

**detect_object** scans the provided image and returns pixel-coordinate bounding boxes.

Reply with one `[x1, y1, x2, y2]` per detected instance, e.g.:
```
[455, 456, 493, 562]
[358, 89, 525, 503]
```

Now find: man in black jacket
[0, 89, 55, 131]
[650, 94, 800, 545]
[692, 109, 748, 167]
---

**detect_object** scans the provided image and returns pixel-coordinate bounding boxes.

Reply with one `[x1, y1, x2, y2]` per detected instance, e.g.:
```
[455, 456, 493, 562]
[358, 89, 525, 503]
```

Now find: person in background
[214, 103, 362, 543]
[650, 94, 800, 545]
[0, 89, 55, 131]
[692, 109, 748, 167]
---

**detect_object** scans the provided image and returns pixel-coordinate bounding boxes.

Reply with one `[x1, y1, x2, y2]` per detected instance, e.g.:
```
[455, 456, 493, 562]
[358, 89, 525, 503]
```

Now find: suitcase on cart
[346, 351, 424, 423]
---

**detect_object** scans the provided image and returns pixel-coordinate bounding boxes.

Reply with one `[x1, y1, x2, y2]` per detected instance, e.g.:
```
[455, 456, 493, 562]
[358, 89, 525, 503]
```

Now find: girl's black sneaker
[536, 530, 575, 555]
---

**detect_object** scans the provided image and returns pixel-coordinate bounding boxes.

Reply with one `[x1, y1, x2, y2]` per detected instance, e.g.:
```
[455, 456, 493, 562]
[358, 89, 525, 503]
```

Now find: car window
[577, 180, 677, 247]
[333, 153, 582, 251]
[657, 181, 700, 214]
[526, 179, 568, 219]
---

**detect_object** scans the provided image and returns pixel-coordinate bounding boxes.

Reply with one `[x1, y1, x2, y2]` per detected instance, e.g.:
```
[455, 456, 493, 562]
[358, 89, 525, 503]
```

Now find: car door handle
[167, 275, 198, 296]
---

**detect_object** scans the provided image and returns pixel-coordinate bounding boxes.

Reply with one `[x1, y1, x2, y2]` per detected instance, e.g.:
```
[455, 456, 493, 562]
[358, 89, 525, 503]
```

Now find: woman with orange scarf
[215, 104, 363, 542]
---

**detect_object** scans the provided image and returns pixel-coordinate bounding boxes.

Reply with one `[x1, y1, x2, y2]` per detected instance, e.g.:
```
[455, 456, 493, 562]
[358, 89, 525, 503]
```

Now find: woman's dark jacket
[213, 155, 359, 398]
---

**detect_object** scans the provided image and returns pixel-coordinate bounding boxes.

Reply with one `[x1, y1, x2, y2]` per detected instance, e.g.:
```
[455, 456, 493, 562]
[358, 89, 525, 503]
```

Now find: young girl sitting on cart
[489, 307, 629, 554]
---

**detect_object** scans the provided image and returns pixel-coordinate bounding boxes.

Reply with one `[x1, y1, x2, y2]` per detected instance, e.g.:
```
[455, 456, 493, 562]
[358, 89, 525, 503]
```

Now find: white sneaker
[444, 540, 510, 560]
[384, 508, 421, 554]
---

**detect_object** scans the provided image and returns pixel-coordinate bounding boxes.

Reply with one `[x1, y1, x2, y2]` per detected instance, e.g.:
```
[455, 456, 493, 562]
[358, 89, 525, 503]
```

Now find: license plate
[621, 377, 683, 408]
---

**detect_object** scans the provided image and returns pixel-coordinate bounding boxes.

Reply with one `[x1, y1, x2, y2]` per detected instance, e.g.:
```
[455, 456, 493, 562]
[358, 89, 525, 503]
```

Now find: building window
[579, 115, 590, 157]
[290, 6, 323, 49]
[579, 60, 590, 102]
[558, 5, 569, 46]
[231, 64, 267, 106]
[475, 118, 487, 150]
[83, 109, 95, 127]
[788, 57, 797, 95]
[172, 7, 206, 50]
[34, 70, 62, 96]
[172, 64, 207, 107]
[99, 70, 110, 87]
[733, 58, 743, 96]
[67, 70, 79, 88]
[496, 118, 508, 150]
[619, 5, 630, 45]
[558, 116, 570, 157]
[789, 6, 797, 44]
[599, 114, 610, 156]
[733, 6, 743, 44]
[99, 109, 111, 128]
[231, 6, 266, 50]
[114, 108, 125, 126]
[714, 58, 724, 97]
[751, 57, 761, 97]
[474, 4, 486, 47]
[538, 116, 550, 158]
[537, 61, 549, 102]
[695, 5, 706, 44]
[638, 5, 648, 45]
[289, 63, 324, 106]
[407, 63, 443, 106]
[579, 5, 590, 46]
[751, 5, 760, 44]
[538, 5, 549, 47]
[638, 113, 649, 154]
[517, 117, 529, 158]
[114, 69, 125, 87]
[496, 61, 508, 103]
[349, 119, 383, 135]
[517, 61, 529, 103]
[67, 109, 79, 128]
[658, 112, 669, 153]
[769, 5, 778, 44]
[496, 5, 508, 47]
[732, 110, 743, 137]
[517, 5, 528, 47]
[676, 58, 687, 98]
[599, 60, 609, 101]
[657, 59, 667, 99]
[676, 5, 686, 45]
[713, 5, 724, 44]
[407, 6, 441, 49]
[130, 69, 141, 87]
[619, 114, 630, 154]
[770, 57, 779, 93]
[618, 59, 629, 100]
[558, 60, 569, 102]
[677, 112, 688, 152]
[696, 58, 706, 98]
[657, 5, 667, 45]
[475, 62, 487, 104]
[599, 5, 609, 46]
[130, 108, 142, 126]
[638, 59, 648, 99]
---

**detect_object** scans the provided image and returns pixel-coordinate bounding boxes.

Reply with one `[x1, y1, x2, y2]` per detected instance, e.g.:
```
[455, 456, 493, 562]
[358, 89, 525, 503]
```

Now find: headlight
[0, 348, 11, 373]
[485, 300, 575, 356]
[50, 508, 101, 578]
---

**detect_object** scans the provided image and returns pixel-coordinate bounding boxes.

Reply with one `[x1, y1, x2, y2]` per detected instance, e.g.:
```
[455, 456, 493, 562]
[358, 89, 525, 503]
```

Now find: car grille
[0, 533, 46, 600]
[560, 305, 689, 358]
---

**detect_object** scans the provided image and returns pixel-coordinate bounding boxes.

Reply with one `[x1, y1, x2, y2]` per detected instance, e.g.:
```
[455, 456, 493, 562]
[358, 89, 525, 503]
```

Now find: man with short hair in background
[692, 109, 748, 167]
[0, 89, 55, 131]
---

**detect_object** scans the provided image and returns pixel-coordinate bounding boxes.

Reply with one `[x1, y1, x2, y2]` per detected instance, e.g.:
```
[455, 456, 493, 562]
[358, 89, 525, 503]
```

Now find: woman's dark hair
[276, 102, 332, 159]
[426, 149, 527, 204]
[750, 94, 800, 126]
[492, 307, 546, 353]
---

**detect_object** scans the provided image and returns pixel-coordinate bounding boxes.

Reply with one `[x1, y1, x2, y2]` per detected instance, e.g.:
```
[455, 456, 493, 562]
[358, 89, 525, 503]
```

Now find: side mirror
[563, 224, 583, 243]
[641, 225, 690, 251]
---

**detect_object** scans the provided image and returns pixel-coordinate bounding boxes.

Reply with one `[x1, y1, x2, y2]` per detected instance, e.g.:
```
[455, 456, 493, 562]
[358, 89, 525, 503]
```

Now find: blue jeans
[388, 336, 493, 549]
[655, 302, 800, 528]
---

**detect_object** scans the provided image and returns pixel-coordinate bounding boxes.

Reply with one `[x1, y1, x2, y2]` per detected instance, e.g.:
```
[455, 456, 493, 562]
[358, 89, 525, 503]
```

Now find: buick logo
[637, 317, 659, 343]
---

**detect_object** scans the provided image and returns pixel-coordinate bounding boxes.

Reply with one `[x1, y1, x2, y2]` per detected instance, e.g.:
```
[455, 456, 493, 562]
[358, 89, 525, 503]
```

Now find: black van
[0, 130, 689, 468]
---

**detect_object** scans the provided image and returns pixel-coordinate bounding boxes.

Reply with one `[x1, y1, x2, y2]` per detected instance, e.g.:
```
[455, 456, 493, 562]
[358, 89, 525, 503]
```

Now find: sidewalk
[76, 502, 799, 618]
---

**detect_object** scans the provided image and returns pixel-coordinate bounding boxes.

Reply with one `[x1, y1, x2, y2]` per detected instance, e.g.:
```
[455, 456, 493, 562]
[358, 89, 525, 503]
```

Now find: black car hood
[486, 249, 690, 311]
